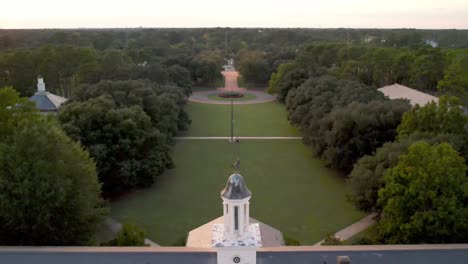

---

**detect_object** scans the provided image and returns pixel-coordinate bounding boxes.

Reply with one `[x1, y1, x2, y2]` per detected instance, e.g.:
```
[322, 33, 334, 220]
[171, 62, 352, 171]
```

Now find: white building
[187, 173, 284, 264]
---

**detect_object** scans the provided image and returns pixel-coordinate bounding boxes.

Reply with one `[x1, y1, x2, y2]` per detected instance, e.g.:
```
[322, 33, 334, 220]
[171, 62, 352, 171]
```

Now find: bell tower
[221, 173, 251, 239]
[213, 173, 261, 264]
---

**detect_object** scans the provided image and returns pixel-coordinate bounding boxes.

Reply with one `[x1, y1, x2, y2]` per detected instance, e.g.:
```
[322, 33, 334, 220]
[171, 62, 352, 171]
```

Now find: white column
[246, 202, 250, 231]
[230, 204, 235, 236]
[239, 203, 244, 236]
[223, 203, 228, 226]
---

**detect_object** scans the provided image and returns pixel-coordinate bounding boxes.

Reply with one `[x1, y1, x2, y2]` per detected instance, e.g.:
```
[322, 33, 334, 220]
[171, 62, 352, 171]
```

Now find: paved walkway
[189, 69, 276, 105]
[314, 213, 377, 246]
[174, 136, 302, 140]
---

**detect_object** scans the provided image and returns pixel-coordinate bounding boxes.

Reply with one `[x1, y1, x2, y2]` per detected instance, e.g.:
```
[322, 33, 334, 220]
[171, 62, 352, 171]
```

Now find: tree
[237, 49, 270, 83]
[378, 142, 468, 244]
[314, 100, 410, 171]
[73, 80, 190, 138]
[397, 96, 467, 140]
[348, 133, 466, 212]
[410, 49, 445, 91]
[103, 223, 147, 246]
[166, 64, 192, 95]
[0, 87, 106, 245]
[267, 62, 295, 94]
[437, 52, 468, 107]
[58, 96, 172, 197]
[190, 50, 223, 85]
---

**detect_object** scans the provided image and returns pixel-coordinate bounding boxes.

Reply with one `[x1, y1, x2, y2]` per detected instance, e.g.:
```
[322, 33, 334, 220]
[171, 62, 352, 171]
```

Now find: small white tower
[213, 173, 261, 264]
[221, 173, 251, 239]
[37, 76, 46, 94]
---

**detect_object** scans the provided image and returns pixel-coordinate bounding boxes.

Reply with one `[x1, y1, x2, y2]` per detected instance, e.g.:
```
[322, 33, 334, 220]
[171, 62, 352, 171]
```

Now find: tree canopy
[0, 87, 106, 245]
[378, 142, 468, 244]
[397, 96, 467, 139]
[58, 95, 172, 198]
[348, 132, 466, 212]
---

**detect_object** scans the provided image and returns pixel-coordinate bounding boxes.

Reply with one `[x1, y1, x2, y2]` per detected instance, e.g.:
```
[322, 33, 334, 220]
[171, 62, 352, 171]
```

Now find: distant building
[425, 39, 439, 48]
[29, 77, 67, 113]
[378, 83, 438, 107]
[187, 173, 284, 264]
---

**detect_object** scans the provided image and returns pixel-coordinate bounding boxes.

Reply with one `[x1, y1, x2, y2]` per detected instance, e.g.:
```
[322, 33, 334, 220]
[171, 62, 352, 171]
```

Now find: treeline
[269, 43, 468, 106]
[270, 44, 468, 244]
[2, 28, 467, 96]
[1, 28, 468, 51]
[0, 44, 223, 97]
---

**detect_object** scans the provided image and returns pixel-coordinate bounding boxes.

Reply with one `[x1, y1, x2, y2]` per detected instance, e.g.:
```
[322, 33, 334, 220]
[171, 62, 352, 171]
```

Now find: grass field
[182, 101, 300, 137]
[207, 92, 257, 101]
[110, 140, 364, 245]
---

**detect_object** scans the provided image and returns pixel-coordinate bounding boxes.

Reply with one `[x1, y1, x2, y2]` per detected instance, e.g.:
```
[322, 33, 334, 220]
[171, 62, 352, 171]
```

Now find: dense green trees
[378, 142, 468, 244]
[59, 96, 171, 197]
[58, 80, 189, 197]
[316, 100, 410, 171]
[237, 49, 270, 83]
[348, 96, 467, 213]
[0, 87, 106, 245]
[281, 74, 408, 171]
[438, 51, 468, 107]
[397, 96, 467, 139]
[347, 133, 465, 212]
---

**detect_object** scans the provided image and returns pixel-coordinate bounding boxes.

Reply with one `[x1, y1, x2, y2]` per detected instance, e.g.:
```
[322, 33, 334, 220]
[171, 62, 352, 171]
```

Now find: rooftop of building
[186, 216, 284, 248]
[378, 83, 439, 107]
[1, 244, 467, 264]
[29, 91, 68, 112]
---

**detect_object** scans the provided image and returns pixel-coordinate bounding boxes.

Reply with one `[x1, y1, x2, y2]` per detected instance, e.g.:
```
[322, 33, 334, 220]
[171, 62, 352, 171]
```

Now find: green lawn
[207, 92, 257, 101]
[110, 140, 364, 245]
[182, 101, 300, 137]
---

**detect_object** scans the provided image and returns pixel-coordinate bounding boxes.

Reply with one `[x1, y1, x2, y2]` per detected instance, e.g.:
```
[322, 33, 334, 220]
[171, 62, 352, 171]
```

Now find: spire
[37, 76, 46, 94]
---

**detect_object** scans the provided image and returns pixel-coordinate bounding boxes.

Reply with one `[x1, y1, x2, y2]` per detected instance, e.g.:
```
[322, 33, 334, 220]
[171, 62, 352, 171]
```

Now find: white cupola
[37, 76, 46, 93]
[220, 173, 251, 239]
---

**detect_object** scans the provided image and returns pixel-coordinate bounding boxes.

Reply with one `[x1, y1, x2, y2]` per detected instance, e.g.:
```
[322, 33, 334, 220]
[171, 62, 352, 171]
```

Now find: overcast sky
[2, 0, 468, 29]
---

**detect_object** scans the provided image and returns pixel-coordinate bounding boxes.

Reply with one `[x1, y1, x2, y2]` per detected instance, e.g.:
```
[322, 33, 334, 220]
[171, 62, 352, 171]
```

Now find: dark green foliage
[347, 133, 466, 212]
[237, 49, 270, 83]
[73, 80, 191, 137]
[397, 96, 468, 139]
[103, 223, 147, 246]
[166, 64, 192, 95]
[190, 50, 223, 85]
[283, 75, 401, 171]
[58, 96, 172, 198]
[438, 51, 468, 107]
[285, 76, 385, 131]
[0, 87, 107, 245]
[315, 100, 410, 171]
[378, 142, 468, 244]
[276, 68, 310, 102]
[321, 234, 343, 245]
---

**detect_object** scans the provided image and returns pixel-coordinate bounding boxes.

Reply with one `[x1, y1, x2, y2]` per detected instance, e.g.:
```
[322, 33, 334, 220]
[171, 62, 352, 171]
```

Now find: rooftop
[186, 217, 284, 248]
[29, 92, 67, 112]
[221, 173, 251, 200]
[378, 83, 439, 107]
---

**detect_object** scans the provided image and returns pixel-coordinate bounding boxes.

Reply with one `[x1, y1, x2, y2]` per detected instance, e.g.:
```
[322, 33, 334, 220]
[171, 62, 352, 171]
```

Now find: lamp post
[230, 70, 234, 142]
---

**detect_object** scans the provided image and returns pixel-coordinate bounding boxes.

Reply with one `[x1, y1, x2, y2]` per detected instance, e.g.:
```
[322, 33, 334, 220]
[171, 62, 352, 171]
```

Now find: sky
[1, 0, 468, 29]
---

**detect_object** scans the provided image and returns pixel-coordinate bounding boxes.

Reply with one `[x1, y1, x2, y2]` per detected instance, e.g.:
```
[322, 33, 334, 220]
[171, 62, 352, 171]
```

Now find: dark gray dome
[221, 173, 251, 200]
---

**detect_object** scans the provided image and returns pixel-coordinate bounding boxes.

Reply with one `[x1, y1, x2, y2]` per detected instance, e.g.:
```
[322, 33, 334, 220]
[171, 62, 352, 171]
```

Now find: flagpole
[230, 70, 234, 142]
